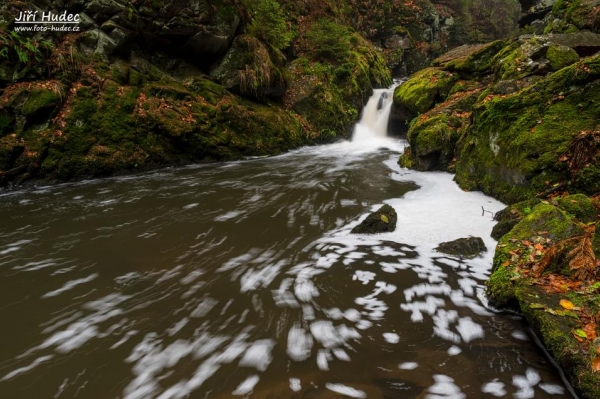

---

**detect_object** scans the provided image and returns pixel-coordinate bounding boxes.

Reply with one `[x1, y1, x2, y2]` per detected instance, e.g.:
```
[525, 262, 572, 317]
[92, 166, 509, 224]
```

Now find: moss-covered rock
[546, 43, 579, 70]
[402, 82, 482, 171]
[405, 112, 462, 170]
[432, 41, 506, 77]
[351, 204, 397, 234]
[487, 199, 600, 398]
[488, 202, 584, 311]
[545, 0, 600, 33]
[435, 236, 487, 258]
[556, 194, 598, 223]
[455, 54, 600, 203]
[491, 198, 542, 240]
[392, 67, 458, 120]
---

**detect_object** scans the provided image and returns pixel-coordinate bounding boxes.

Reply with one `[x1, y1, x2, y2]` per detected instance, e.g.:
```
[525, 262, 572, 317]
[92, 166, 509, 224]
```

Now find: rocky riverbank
[0, 0, 520, 187]
[394, 4, 600, 396]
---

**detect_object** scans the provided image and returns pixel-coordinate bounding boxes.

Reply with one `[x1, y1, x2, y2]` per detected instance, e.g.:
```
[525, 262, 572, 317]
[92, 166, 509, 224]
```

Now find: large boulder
[392, 68, 458, 121]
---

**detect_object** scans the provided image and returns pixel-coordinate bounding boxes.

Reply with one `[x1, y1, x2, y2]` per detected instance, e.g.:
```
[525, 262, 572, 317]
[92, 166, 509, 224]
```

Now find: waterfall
[351, 82, 400, 142]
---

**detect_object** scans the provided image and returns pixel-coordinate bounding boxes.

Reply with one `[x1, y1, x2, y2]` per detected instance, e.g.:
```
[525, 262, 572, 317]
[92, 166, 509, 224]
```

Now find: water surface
[0, 137, 572, 398]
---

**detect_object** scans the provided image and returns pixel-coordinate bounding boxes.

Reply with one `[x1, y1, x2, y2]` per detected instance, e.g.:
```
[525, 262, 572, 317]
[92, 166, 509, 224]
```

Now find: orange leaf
[522, 240, 532, 246]
[560, 299, 575, 310]
[593, 357, 600, 372]
[534, 243, 544, 251]
[584, 323, 598, 341]
[502, 261, 510, 267]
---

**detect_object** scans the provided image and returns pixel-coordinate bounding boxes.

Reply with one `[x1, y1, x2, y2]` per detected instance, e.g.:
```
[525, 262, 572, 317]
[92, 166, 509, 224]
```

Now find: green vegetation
[0, 30, 53, 65]
[245, 0, 294, 51]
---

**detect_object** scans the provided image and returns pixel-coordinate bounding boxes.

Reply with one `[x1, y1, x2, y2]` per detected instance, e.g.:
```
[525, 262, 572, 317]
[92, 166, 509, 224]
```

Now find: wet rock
[519, 0, 556, 27]
[351, 205, 397, 234]
[435, 237, 487, 258]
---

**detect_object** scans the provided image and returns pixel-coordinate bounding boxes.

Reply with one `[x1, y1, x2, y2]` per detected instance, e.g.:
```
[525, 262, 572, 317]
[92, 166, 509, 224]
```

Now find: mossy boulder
[406, 112, 462, 171]
[487, 200, 600, 398]
[392, 68, 458, 120]
[492, 36, 552, 80]
[546, 43, 579, 70]
[491, 198, 542, 240]
[432, 41, 506, 77]
[556, 194, 598, 223]
[491, 203, 584, 276]
[351, 204, 397, 234]
[403, 84, 482, 171]
[435, 236, 487, 258]
[455, 54, 600, 203]
[546, 0, 600, 33]
[488, 202, 584, 307]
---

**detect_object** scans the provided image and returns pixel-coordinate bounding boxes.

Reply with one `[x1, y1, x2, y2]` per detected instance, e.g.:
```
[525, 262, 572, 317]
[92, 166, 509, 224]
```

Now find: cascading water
[352, 81, 400, 142]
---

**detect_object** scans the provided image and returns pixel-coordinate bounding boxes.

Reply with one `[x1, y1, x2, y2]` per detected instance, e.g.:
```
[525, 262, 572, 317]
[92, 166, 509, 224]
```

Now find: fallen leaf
[560, 299, 575, 310]
[380, 214, 389, 224]
[555, 310, 579, 319]
[530, 303, 546, 309]
[534, 243, 544, 251]
[593, 357, 600, 372]
[583, 323, 598, 340]
[502, 261, 510, 267]
[573, 328, 588, 340]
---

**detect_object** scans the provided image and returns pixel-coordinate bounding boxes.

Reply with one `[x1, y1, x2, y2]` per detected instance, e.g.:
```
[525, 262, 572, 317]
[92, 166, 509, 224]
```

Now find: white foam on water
[481, 379, 507, 397]
[455, 317, 484, 343]
[238, 339, 275, 372]
[426, 374, 466, 399]
[539, 383, 566, 395]
[383, 332, 400, 344]
[399, 362, 418, 370]
[325, 383, 367, 398]
[447, 346, 461, 356]
[289, 378, 302, 392]
[232, 375, 259, 396]
[511, 330, 529, 341]
[287, 324, 313, 362]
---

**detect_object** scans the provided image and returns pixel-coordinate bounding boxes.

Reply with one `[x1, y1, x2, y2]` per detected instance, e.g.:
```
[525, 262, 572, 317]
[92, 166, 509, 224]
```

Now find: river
[0, 88, 574, 398]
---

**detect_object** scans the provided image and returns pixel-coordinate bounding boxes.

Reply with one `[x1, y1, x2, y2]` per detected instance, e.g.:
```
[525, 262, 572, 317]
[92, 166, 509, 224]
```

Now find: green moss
[492, 37, 549, 81]
[486, 261, 521, 308]
[572, 164, 600, 195]
[437, 41, 506, 77]
[393, 68, 458, 116]
[547, 44, 579, 71]
[551, 0, 600, 32]
[407, 112, 461, 170]
[21, 89, 61, 116]
[556, 194, 597, 223]
[455, 55, 600, 203]
[0, 110, 14, 136]
[516, 284, 600, 399]
[285, 28, 390, 138]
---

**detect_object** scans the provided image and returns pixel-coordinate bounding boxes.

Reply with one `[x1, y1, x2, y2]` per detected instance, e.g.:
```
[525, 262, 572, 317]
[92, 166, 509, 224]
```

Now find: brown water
[0, 139, 573, 398]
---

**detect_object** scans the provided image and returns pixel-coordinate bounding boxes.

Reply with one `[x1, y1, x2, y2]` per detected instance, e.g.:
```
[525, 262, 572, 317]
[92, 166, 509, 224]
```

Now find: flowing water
[0, 89, 575, 398]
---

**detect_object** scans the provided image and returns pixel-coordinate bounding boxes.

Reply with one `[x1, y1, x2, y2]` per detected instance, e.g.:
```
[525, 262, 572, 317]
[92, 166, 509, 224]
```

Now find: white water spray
[351, 82, 400, 142]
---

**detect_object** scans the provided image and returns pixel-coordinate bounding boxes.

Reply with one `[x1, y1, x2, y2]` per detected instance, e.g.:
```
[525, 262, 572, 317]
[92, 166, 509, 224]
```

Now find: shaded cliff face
[0, 0, 519, 186]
